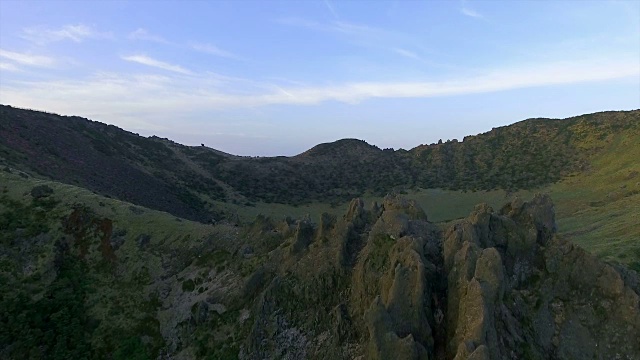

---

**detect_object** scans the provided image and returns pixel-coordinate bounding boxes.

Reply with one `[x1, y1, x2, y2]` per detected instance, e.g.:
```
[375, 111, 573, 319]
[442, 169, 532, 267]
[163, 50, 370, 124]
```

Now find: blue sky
[0, 0, 638, 156]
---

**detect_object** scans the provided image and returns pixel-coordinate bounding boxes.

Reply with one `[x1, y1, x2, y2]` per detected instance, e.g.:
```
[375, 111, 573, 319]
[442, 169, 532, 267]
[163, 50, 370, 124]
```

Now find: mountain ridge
[1, 104, 639, 359]
[1, 104, 638, 221]
[4, 104, 637, 157]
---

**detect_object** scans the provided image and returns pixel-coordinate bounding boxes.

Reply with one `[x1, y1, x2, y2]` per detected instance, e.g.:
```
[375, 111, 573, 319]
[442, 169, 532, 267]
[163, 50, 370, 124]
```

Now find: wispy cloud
[0, 62, 21, 72]
[22, 24, 112, 44]
[121, 55, 192, 74]
[330, 20, 385, 38]
[190, 42, 243, 60]
[460, 0, 484, 19]
[128, 28, 169, 43]
[389, 47, 462, 70]
[1, 57, 636, 154]
[257, 59, 638, 105]
[275, 17, 378, 36]
[276, 17, 393, 54]
[0, 49, 55, 67]
[392, 48, 421, 60]
[275, 17, 435, 59]
[461, 7, 483, 19]
[2, 58, 636, 115]
[323, 0, 339, 20]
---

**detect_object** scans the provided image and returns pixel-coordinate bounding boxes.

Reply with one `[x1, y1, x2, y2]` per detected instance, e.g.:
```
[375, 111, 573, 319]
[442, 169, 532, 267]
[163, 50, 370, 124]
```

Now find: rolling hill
[1, 104, 638, 214]
[1, 105, 639, 359]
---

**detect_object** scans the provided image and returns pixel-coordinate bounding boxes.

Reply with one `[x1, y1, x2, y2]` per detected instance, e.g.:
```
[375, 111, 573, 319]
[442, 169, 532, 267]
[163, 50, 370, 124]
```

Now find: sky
[0, 0, 639, 156]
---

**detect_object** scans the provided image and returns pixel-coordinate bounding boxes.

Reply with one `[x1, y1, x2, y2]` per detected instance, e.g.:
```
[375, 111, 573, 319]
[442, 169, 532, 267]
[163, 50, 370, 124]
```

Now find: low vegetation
[0, 106, 638, 359]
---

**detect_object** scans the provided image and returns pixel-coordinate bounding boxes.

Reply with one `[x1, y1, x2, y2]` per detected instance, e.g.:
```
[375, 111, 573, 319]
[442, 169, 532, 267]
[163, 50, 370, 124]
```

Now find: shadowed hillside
[0, 106, 230, 222]
[1, 105, 638, 221]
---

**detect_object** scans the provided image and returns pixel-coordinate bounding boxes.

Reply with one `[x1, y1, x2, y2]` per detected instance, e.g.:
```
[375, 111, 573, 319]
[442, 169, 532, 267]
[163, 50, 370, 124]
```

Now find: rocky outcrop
[289, 217, 315, 255]
[347, 194, 442, 359]
[236, 193, 640, 360]
[8, 179, 637, 360]
[445, 194, 640, 359]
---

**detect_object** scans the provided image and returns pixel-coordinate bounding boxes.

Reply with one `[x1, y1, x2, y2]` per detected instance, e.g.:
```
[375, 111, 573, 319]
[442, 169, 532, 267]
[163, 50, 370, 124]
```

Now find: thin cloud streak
[460, 0, 484, 19]
[323, 0, 339, 20]
[1, 58, 637, 118]
[0, 49, 55, 67]
[389, 47, 462, 70]
[276, 16, 440, 60]
[128, 28, 169, 43]
[392, 48, 421, 60]
[0, 62, 21, 72]
[190, 42, 243, 60]
[21, 24, 112, 44]
[275, 17, 380, 37]
[461, 7, 483, 18]
[263, 60, 638, 105]
[121, 55, 192, 74]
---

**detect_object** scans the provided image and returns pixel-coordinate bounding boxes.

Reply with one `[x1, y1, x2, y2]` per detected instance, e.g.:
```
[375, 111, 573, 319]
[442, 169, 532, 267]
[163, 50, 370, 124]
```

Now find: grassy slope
[2, 107, 637, 265]
[223, 189, 535, 226]
[0, 169, 217, 241]
[219, 125, 639, 267]
[547, 127, 640, 267]
[0, 169, 242, 358]
[234, 185, 637, 269]
[1, 125, 638, 358]
[4, 106, 636, 216]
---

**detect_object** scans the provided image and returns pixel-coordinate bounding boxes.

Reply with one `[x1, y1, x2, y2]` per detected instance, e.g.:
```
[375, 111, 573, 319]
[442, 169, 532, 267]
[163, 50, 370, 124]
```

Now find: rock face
[444, 194, 640, 360]
[3, 187, 638, 360]
[242, 194, 639, 359]
[355, 198, 435, 360]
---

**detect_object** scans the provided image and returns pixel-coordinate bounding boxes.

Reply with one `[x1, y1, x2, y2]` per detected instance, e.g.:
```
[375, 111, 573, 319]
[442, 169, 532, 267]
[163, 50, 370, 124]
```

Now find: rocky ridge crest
[240, 194, 639, 359]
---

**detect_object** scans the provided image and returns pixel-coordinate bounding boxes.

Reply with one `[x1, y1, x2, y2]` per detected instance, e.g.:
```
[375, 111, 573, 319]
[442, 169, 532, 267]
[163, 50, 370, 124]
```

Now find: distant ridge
[296, 138, 382, 159]
[1, 104, 638, 221]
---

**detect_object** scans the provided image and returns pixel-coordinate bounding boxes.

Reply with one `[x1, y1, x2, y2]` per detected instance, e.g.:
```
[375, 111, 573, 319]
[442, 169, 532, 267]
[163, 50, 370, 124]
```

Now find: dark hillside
[1, 105, 638, 220]
[0, 106, 226, 221]
[296, 138, 383, 159]
[171, 109, 640, 205]
[217, 139, 412, 204]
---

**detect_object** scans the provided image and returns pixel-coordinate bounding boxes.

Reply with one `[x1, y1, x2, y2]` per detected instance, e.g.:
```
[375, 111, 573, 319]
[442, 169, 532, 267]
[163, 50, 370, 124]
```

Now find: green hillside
[1, 107, 639, 359]
[2, 105, 638, 218]
[218, 124, 640, 269]
[0, 169, 240, 359]
[1, 168, 639, 359]
[547, 121, 640, 269]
